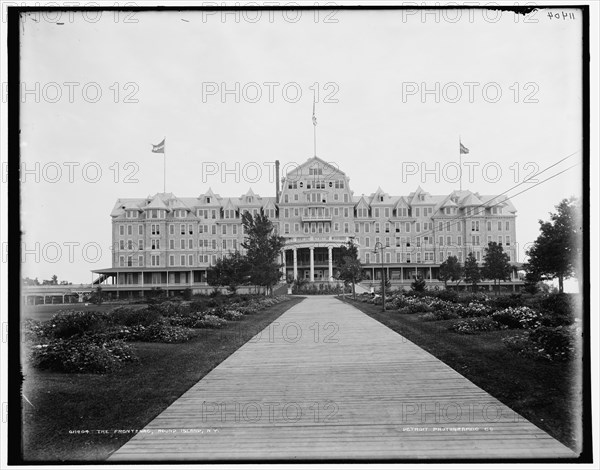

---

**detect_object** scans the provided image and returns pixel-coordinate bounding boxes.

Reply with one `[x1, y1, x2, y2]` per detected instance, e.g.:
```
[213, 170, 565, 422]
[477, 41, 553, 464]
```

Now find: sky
[16, 6, 585, 286]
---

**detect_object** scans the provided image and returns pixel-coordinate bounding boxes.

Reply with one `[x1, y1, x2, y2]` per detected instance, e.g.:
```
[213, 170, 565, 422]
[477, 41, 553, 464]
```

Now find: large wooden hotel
[92, 157, 523, 297]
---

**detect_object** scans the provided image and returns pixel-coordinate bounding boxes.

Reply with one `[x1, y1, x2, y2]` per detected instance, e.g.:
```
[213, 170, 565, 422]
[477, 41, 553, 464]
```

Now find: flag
[312, 100, 317, 126]
[152, 139, 165, 153]
[460, 142, 469, 154]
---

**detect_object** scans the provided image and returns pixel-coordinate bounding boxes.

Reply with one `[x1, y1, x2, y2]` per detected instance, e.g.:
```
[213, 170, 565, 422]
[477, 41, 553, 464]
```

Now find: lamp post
[373, 241, 387, 312]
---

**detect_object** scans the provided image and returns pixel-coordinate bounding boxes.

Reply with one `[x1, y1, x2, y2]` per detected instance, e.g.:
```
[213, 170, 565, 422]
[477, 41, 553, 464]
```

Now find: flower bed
[491, 306, 543, 329]
[450, 317, 504, 334]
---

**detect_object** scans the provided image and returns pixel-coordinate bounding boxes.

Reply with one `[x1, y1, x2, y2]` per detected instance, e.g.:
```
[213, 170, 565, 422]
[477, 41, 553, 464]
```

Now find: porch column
[282, 250, 287, 280]
[293, 248, 298, 280]
[328, 246, 333, 281]
[309, 247, 315, 282]
[429, 266, 432, 280]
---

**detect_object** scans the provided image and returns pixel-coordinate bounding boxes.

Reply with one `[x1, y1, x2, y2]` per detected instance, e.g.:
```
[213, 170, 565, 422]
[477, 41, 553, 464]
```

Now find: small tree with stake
[481, 242, 511, 296]
[335, 239, 364, 300]
[464, 252, 481, 293]
[438, 255, 464, 289]
[241, 209, 286, 296]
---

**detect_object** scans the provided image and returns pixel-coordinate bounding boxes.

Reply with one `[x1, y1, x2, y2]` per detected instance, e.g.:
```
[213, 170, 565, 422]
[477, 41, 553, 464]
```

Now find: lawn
[340, 297, 581, 453]
[20, 296, 304, 462]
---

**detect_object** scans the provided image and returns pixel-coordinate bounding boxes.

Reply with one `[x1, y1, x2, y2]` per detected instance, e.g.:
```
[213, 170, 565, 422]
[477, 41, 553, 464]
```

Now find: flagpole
[459, 135, 462, 192]
[312, 91, 317, 157]
[163, 137, 166, 193]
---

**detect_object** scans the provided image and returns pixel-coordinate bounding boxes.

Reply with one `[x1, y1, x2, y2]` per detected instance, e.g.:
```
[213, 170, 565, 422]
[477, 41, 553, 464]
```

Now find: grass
[340, 298, 581, 453]
[21, 296, 304, 462]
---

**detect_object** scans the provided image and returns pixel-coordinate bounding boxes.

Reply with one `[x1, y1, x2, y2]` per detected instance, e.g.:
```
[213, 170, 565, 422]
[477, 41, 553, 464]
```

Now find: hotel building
[92, 157, 522, 297]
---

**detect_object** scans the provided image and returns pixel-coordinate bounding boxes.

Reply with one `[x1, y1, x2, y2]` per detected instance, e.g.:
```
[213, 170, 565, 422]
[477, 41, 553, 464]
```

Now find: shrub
[419, 310, 459, 322]
[528, 325, 577, 361]
[110, 306, 162, 327]
[459, 293, 490, 305]
[167, 311, 207, 328]
[435, 290, 459, 303]
[536, 293, 576, 326]
[492, 306, 542, 329]
[148, 301, 180, 317]
[46, 310, 112, 339]
[490, 294, 523, 310]
[411, 278, 427, 292]
[30, 336, 137, 373]
[451, 317, 503, 334]
[115, 323, 195, 343]
[197, 314, 227, 329]
[221, 309, 244, 321]
[455, 302, 493, 318]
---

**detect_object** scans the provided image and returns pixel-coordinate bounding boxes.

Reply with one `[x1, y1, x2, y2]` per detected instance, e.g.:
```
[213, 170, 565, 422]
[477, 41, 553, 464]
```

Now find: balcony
[301, 214, 332, 222]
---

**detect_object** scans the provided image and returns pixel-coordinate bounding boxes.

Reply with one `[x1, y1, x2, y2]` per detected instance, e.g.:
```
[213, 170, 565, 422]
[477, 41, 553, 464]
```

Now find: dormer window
[206, 197, 211, 204]
[379, 195, 384, 202]
[247, 196, 253, 203]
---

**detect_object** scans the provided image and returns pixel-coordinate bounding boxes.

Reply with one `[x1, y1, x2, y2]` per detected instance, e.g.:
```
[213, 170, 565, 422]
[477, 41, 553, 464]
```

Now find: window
[506, 235, 511, 246]
[405, 223, 411, 233]
[169, 239, 174, 249]
[365, 224, 370, 233]
[119, 240, 125, 250]
[446, 236, 452, 246]
[151, 239, 160, 250]
[385, 223, 390, 233]
[506, 221, 510, 231]
[439, 236, 443, 246]
[169, 255, 174, 266]
[211, 225, 217, 235]
[181, 255, 186, 266]
[458, 236, 462, 246]
[180, 239, 185, 249]
[344, 208, 349, 218]
[487, 221, 492, 231]
[365, 237, 370, 248]
[415, 208, 420, 217]
[138, 225, 143, 235]
[212, 239, 217, 249]
[169, 224, 174, 235]
[395, 222, 401, 233]
[471, 221, 480, 231]
[498, 236, 503, 245]
[138, 239, 143, 250]
[284, 223, 290, 234]
[222, 225, 227, 235]
[151, 255, 160, 266]
[344, 223, 349, 233]
[138, 255, 144, 266]
[498, 221, 502, 231]
[119, 225, 124, 236]
[127, 240, 133, 250]
[384, 208, 390, 218]
[374, 208, 380, 218]
[416, 223, 420, 232]
[365, 253, 370, 264]
[344, 194, 348, 203]
[188, 224, 193, 235]
[439, 222, 443, 232]
[375, 223, 380, 233]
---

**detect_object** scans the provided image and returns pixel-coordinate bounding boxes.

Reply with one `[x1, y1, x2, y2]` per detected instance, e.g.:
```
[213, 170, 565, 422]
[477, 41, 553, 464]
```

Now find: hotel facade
[93, 157, 522, 297]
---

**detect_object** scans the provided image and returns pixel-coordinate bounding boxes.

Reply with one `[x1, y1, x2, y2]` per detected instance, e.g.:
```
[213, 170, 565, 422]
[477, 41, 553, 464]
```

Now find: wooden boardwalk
[109, 296, 576, 461]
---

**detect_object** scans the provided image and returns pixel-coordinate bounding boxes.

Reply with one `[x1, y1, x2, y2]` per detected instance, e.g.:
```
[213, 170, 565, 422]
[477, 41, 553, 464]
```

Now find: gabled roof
[145, 194, 170, 211]
[285, 156, 346, 179]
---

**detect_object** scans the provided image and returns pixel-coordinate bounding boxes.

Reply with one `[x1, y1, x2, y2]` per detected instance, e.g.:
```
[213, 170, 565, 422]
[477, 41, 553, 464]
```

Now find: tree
[22, 277, 40, 286]
[464, 252, 481, 292]
[207, 251, 250, 294]
[481, 242, 511, 295]
[411, 276, 427, 292]
[438, 255, 464, 289]
[525, 197, 582, 293]
[335, 239, 364, 300]
[241, 210, 286, 296]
